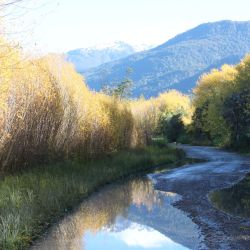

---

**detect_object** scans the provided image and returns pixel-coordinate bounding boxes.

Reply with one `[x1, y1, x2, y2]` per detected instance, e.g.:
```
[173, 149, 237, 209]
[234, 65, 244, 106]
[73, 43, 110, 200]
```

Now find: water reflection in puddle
[31, 177, 201, 250]
[210, 174, 250, 218]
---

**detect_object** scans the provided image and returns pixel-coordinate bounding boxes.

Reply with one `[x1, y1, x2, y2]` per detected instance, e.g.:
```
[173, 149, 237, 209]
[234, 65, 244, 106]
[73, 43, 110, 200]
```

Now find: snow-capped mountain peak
[66, 41, 154, 72]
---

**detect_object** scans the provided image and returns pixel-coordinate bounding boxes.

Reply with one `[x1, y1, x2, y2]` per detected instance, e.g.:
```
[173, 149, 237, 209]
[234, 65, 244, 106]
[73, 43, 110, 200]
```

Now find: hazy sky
[6, 0, 250, 53]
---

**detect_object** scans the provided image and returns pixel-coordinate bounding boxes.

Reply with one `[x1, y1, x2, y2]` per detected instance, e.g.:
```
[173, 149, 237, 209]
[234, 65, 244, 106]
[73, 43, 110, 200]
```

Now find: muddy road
[153, 145, 250, 249]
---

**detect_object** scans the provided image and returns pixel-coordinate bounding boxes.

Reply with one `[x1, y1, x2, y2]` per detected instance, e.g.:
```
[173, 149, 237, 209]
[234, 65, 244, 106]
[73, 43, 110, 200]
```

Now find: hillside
[66, 41, 153, 72]
[84, 20, 250, 97]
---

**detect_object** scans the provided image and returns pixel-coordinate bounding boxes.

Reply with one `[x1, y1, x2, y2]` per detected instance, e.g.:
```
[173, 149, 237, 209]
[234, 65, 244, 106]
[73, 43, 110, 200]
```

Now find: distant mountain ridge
[66, 41, 154, 72]
[83, 20, 250, 97]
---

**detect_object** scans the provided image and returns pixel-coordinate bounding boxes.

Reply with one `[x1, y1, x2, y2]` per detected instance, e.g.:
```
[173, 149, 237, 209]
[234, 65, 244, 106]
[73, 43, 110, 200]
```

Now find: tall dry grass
[0, 41, 192, 172]
[0, 51, 136, 171]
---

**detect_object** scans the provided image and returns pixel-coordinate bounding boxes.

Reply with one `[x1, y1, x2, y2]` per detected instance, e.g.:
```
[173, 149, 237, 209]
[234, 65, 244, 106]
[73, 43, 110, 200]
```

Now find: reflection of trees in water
[131, 178, 162, 211]
[33, 177, 162, 250]
[128, 191, 200, 249]
[210, 174, 250, 218]
[32, 177, 201, 249]
[32, 177, 201, 250]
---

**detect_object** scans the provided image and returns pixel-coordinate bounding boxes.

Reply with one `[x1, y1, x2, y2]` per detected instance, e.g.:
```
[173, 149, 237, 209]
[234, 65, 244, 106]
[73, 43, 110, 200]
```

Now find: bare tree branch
[0, 1, 24, 7]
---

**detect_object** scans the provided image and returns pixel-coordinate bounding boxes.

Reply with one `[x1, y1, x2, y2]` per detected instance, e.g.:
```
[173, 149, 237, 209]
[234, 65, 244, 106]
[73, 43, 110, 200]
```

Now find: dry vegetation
[0, 26, 192, 249]
[0, 39, 191, 173]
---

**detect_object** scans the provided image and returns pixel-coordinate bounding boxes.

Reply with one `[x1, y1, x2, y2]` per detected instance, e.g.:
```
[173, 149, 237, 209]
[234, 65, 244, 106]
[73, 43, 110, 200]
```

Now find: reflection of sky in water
[84, 221, 189, 250]
[31, 178, 201, 250]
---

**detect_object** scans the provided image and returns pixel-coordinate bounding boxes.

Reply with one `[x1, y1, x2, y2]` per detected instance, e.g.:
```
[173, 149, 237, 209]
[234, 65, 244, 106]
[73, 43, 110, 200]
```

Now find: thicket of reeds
[0, 40, 191, 172]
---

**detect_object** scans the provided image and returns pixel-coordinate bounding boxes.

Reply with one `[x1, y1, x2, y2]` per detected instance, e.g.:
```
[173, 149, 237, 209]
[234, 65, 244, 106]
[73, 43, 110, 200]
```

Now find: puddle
[31, 176, 201, 250]
[210, 174, 250, 218]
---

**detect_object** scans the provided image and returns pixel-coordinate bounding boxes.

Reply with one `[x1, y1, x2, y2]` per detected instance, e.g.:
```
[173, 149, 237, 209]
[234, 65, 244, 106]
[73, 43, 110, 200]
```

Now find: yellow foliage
[131, 90, 192, 145]
[0, 46, 136, 170]
[193, 65, 237, 107]
[192, 64, 238, 145]
[0, 39, 192, 171]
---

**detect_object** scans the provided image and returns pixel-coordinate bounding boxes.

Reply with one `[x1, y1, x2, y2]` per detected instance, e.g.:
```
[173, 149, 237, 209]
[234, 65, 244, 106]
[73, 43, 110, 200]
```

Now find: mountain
[66, 41, 153, 72]
[84, 20, 250, 98]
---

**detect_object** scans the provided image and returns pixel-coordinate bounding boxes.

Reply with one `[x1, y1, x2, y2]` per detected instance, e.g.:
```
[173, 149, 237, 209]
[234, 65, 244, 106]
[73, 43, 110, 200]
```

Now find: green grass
[0, 145, 186, 250]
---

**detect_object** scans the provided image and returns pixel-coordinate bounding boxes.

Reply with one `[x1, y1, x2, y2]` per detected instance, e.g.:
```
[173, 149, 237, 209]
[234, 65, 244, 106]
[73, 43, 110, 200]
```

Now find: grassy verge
[0, 145, 186, 250]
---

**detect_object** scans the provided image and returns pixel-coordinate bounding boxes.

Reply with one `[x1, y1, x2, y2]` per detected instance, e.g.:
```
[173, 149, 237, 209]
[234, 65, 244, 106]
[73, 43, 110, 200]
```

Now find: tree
[191, 103, 211, 142]
[192, 65, 236, 146]
[101, 67, 133, 99]
[163, 114, 184, 142]
[191, 54, 250, 148]
[223, 89, 250, 148]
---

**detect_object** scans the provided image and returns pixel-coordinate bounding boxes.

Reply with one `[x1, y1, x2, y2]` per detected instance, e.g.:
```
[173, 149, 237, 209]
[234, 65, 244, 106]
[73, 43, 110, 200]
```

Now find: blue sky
[6, 0, 250, 53]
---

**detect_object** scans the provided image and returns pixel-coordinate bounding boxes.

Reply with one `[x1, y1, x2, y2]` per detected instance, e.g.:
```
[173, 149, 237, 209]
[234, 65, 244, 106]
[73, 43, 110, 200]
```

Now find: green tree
[163, 114, 184, 142]
[102, 67, 133, 99]
[223, 89, 250, 148]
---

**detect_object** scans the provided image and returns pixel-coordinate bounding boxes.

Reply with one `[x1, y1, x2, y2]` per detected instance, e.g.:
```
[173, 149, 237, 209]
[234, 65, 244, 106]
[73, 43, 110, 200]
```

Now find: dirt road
[153, 145, 250, 250]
